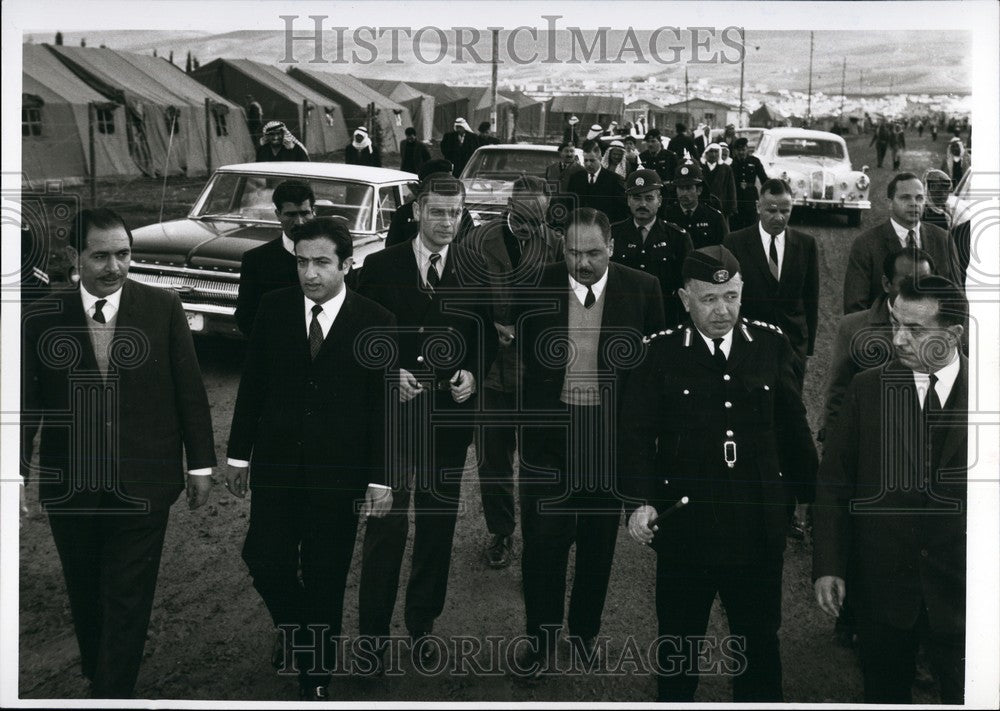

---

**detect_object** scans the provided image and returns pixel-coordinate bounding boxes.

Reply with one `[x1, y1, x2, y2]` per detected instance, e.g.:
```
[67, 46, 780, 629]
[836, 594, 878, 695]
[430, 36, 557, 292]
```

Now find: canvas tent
[48, 45, 251, 177]
[548, 95, 625, 136]
[288, 68, 411, 153]
[358, 78, 435, 144]
[192, 58, 348, 157]
[501, 89, 546, 140]
[404, 82, 472, 140]
[21, 44, 139, 183]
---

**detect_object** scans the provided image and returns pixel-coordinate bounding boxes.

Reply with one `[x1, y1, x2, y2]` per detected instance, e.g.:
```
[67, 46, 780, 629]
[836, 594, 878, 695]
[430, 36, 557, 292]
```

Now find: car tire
[847, 210, 863, 228]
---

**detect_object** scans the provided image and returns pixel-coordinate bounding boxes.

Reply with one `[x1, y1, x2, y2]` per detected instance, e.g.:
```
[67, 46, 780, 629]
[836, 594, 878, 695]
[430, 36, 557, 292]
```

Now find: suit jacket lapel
[66, 289, 100, 373]
[749, 230, 779, 288]
[483, 228, 513, 273]
[936, 356, 968, 468]
[779, 230, 800, 292]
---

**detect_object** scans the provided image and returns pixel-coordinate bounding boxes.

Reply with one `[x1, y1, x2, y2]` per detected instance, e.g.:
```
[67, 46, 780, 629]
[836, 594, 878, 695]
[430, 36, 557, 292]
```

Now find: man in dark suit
[725, 178, 819, 386]
[611, 169, 693, 325]
[663, 160, 729, 249]
[385, 159, 475, 248]
[457, 176, 563, 569]
[236, 180, 315, 336]
[843, 172, 961, 314]
[623, 246, 817, 702]
[354, 174, 484, 670]
[666, 122, 697, 161]
[544, 141, 585, 194]
[400, 126, 431, 174]
[439, 117, 479, 177]
[814, 275, 969, 704]
[225, 218, 395, 700]
[21, 208, 216, 698]
[565, 139, 628, 224]
[515, 207, 665, 674]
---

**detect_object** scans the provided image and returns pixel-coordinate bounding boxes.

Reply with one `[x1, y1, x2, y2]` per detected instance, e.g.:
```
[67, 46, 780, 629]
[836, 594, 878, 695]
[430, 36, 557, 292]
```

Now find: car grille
[128, 270, 238, 305]
[810, 170, 836, 200]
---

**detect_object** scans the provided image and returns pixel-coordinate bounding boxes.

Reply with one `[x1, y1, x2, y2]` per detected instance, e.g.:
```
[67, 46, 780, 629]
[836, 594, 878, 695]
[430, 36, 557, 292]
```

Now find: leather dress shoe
[486, 534, 513, 568]
[298, 681, 329, 701]
[411, 632, 439, 667]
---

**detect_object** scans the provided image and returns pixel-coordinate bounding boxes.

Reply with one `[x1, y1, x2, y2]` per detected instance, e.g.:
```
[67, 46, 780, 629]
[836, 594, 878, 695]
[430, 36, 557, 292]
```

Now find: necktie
[639, 225, 649, 243]
[768, 235, 780, 281]
[712, 337, 727, 369]
[427, 252, 441, 290]
[308, 304, 324, 360]
[584, 286, 596, 309]
[925, 373, 942, 412]
[589, 174, 595, 185]
[906, 229, 917, 248]
[92, 299, 107, 324]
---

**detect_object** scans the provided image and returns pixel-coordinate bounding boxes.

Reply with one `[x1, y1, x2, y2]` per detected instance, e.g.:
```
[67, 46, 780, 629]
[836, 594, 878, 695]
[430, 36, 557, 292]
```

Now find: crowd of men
[21, 119, 972, 704]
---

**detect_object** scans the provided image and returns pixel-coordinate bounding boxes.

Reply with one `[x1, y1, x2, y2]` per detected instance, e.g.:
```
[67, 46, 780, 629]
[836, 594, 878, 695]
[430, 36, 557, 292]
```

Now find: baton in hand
[647, 496, 689, 530]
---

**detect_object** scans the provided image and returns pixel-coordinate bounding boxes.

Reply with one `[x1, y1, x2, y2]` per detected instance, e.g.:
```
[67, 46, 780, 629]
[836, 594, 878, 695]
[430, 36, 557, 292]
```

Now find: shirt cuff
[188, 468, 213, 476]
[227, 458, 250, 468]
[368, 483, 391, 490]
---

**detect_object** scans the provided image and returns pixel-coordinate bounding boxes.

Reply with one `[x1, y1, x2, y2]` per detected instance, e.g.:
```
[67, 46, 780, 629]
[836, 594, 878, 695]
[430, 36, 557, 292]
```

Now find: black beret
[682, 245, 741, 284]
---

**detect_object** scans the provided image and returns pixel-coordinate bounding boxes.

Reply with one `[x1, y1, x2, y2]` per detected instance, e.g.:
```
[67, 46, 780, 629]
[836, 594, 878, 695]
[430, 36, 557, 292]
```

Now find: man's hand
[361, 485, 393, 518]
[224, 465, 249, 499]
[450, 370, 476, 403]
[494, 322, 515, 347]
[186, 472, 213, 509]
[399, 368, 424, 403]
[627, 505, 659, 545]
[815, 575, 846, 617]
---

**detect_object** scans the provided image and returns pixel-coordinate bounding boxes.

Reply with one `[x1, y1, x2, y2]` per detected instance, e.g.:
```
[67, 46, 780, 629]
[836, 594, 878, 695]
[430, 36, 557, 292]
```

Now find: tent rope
[159, 112, 178, 224]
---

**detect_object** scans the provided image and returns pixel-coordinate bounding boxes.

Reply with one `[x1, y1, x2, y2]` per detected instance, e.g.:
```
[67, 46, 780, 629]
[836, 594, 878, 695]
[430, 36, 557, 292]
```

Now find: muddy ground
[18, 132, 953, 703]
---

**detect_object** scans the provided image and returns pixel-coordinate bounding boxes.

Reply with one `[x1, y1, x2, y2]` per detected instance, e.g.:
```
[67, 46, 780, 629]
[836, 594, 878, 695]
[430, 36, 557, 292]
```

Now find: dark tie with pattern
[584, 286, 596, 309]
[712, 337, 727, 369]
[427, 253, 441, 290]
[906, 229, 917, 248]
[308, 304, 324, 360]
[925, 372, 942, 412]
[92, 299, 107, 324]
[768, 235, 780, 281]
[589, 174, 595, 185]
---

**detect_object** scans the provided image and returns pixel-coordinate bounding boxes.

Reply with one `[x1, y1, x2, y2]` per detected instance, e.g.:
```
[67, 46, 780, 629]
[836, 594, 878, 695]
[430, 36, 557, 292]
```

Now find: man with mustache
[843, 172, 962, 314]
[611, 169, 693, 325]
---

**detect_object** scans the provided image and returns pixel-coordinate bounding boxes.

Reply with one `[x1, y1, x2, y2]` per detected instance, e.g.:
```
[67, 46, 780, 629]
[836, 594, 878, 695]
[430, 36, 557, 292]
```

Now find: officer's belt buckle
[724, 440, 737, 469]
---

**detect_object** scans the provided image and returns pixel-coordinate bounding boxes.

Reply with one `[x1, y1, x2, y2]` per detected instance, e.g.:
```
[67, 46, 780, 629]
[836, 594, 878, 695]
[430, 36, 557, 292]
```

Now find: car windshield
[195, 173, 375, 232]
[776, 138, 845, 160]
[461, 150, 553, 180]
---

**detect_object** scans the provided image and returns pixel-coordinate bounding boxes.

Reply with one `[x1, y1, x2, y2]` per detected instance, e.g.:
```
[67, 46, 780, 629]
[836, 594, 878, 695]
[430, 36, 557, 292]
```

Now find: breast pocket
[662, 376, 708, 430]
[740, 376, 774, 428]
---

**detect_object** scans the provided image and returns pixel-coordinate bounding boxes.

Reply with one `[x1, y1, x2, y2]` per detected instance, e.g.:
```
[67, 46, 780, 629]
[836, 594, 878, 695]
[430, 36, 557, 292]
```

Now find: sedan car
[127, 162, 416, 337]
[459, 143, 582, 224]
[754, 128, 871, 226]
[734, 128, 765, 153]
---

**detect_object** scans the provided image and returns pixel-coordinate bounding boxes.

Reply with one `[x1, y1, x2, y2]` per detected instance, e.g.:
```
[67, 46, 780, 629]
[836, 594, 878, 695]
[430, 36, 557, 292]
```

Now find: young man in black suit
[21, 209, 216, 699]
[565, 139, 628, 224]
[515, 207, 665, 674]
[814, 275, 969, 704]
[225, 218, 396, 700]
[724, 178, 819, 386]
[235, 180, 315, 336]
[354, 173, 485, 671]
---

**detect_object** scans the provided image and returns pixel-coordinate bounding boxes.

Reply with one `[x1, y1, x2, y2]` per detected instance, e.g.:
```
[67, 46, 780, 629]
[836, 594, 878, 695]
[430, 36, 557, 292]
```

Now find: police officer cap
[625, 169, 663, 195]
[671, 160, 704, 186]
[644, 129, 661, 141]
[682, 245, 741, 284]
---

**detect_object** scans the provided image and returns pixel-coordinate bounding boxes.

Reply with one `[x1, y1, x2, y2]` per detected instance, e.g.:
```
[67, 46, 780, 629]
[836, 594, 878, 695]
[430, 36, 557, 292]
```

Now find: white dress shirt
[588, 168, 601, 185]
[568, 269, 609, 306]
[912, 351, 960, 409]
[696, 327, 734, 358]
[281, 233, 295, 255]
[759, 224, 785, 278]
[413, 238, 449, 286]
[303, 288, 346, 340]
[890, 218, 921, 248]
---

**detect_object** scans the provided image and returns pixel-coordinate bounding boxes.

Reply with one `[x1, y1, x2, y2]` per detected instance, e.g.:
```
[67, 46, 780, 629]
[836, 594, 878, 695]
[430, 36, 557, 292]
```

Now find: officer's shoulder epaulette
[742, 316, 783, 335]
[642, 324, 684, 344]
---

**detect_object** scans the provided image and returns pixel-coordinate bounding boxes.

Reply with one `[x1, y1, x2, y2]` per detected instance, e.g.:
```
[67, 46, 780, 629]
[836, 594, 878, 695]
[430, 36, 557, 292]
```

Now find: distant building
[658, 97, 748, 130]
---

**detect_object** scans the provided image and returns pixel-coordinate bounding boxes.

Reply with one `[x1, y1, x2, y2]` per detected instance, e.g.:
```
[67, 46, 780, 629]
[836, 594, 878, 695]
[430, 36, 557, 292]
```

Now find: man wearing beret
[662, 160, 729, 249]
[611, 169, 693, 325]
[621, 246, 818, 702]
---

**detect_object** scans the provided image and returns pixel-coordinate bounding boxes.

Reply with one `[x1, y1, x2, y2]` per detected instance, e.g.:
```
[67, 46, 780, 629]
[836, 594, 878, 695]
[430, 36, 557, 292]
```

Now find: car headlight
[856, 175, 870, 190]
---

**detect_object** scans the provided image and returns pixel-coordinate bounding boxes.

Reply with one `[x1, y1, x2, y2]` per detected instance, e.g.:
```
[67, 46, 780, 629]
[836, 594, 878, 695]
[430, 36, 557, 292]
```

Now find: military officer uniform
[662, 162, 729, 249]
[621, 247, 818, 702]
[611, 169, 693, 325]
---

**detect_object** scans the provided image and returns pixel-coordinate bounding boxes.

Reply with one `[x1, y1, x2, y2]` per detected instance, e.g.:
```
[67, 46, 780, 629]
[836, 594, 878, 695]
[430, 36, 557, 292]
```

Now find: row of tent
[22, 44, 611, 184]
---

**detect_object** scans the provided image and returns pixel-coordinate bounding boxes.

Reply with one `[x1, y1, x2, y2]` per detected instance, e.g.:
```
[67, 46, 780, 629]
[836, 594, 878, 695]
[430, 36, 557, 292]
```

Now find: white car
[754, 128, 871, 226]
[459, 143, 582, 224]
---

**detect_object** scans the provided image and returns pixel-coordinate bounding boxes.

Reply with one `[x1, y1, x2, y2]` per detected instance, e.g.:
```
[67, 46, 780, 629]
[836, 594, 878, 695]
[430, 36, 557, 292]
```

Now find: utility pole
[738, 27, 746, 126]
[490, 28, 499, 138]
[806, 31, 814, 124]
[684, 66, 690, 127]
[840, 57, 847, 116]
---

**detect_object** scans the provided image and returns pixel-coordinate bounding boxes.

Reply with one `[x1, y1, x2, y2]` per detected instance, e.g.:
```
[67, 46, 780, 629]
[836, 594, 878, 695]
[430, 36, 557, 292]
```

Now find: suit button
[726, 429, 734, 437]
[304, 409, 313, 416]
[417, 355, 425, 363]
[639, 264, 645, 269]
[308, 380, 317, 390]
[921, 549, 929, 558]
[418, 327, 425, 334]
[723, 374, 731, 381]
[683, 389, 690, 395]
[778, 471, 783, 477]
[763, 385, 770, 391]
[724, 401, 732, 408]
[663, 479, 669, 485]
